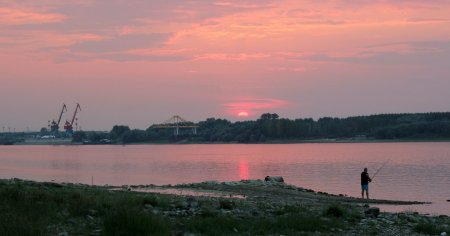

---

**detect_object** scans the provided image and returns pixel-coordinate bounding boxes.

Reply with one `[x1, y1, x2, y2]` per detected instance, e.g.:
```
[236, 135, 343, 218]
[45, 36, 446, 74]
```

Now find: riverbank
[19, 138, 73, 145]
[1, 178, 448, 235]
[7, 137, 450, 145]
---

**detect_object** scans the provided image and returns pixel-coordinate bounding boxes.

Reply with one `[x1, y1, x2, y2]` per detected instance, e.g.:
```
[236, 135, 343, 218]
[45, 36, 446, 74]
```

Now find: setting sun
[238, 111, 249, 117]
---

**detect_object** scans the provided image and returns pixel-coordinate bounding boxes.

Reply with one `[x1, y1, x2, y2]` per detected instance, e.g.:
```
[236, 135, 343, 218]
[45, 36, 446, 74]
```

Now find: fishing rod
[371, 159, 390, 181]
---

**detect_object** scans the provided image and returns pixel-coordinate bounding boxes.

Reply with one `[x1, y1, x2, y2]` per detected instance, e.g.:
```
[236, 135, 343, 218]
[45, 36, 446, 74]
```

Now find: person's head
[364, 168, 368, 172]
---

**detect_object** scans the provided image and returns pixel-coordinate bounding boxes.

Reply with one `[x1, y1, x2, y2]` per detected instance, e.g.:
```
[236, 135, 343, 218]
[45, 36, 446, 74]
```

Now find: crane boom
[70, 103, 81, 125]
[64, 103, 82, 134]
[50, 103, 67, 133]
[57, 104, 68, 126]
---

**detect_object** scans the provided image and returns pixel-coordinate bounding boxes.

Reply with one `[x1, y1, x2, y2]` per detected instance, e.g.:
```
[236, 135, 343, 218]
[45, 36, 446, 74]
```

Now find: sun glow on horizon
[237, 111, 249, 117]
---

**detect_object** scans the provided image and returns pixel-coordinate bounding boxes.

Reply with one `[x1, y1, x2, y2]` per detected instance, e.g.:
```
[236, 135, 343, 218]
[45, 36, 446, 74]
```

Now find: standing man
[361, 167, 372, 199]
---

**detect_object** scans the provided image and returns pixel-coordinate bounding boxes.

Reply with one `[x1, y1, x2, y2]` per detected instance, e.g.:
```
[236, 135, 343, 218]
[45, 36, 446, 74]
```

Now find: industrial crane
[64, 103, 81, 134]
[50, 103, 67, 132]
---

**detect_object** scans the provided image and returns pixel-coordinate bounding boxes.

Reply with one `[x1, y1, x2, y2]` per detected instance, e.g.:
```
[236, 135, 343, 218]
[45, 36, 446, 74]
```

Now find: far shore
[7, 137, 450, 145]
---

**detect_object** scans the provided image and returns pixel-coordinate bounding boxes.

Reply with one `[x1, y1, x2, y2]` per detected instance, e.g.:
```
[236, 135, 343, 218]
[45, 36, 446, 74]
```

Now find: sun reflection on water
[239, 160, 249, 180]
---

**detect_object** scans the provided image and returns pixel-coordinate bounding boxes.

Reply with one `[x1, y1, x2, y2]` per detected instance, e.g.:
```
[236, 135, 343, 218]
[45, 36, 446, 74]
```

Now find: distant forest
[73, 112, 450, 144]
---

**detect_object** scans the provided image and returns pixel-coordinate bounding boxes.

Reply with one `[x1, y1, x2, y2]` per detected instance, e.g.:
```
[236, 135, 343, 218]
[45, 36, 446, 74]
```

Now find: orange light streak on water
[239, 160, 249, 180]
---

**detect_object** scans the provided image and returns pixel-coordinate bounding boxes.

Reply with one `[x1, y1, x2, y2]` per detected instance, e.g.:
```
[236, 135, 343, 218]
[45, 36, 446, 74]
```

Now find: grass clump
[324, 203, 362, 223]
[273, 204, 308, 215]
[0, 180, 174, 235]
[252, 213, 343, 235]
[103, 207, 171, 236]
[414, 222, 449, 235]
[219, 199, 236, 210]
[142, 195, 159, 207]
[0, 183, 59, 235]
[184, 216, 243, 235]
[325, 204, 345, 218]
[190, 204, 344, 235]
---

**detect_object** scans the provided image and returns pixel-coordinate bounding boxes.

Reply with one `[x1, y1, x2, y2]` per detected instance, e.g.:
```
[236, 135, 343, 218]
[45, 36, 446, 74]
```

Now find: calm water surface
[1, 143, 449, 215]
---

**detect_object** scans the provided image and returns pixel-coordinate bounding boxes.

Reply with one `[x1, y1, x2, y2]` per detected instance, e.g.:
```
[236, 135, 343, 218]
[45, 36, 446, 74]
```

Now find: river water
[0, 143, 449, 215]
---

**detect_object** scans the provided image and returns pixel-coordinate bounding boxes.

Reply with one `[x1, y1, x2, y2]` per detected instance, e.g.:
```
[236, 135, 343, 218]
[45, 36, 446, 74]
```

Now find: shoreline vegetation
[12, 137, 450, 146]
[2, 111, 450, 145]
[1, 178, 448, 235]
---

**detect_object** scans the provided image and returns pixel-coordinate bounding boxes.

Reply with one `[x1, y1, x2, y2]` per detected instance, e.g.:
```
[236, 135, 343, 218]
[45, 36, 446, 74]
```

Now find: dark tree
[103, 112, 450, 143]
[72, 131, 86, 142]
[110, 125, 131, 141]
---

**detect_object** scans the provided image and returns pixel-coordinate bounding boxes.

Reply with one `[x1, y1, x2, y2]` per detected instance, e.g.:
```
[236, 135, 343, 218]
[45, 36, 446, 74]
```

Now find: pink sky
[1, 0, 450, 131]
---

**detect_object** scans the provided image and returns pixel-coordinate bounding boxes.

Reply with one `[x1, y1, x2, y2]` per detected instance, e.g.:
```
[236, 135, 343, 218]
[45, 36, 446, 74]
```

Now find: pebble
[66, 219, 77, 224]
[365, 207, 380, 218]
[220, 209, 232, 215]
[88, 209, 98, 216]
[90, 228, 102, 236]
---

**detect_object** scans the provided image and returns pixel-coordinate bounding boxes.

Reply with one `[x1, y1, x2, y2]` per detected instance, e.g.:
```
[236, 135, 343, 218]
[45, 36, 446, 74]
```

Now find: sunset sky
[1, 0, 450, 131]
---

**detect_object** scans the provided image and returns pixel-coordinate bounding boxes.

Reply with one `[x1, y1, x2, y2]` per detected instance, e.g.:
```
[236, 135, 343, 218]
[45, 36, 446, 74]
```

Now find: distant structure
[64, 103, 81, 134]
[49, 103, 67, 133]
[151, 115, 198, 136]
[47, 103, 82, 135]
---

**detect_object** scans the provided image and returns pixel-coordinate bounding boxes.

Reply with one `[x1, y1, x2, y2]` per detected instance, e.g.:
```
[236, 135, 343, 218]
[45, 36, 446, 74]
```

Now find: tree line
[73, 112, 450, 144]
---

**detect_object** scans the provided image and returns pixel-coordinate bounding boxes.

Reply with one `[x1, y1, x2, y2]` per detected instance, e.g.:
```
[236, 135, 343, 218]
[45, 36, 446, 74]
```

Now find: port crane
[50, 103, 67, 132]
[64, 103, 81, 134]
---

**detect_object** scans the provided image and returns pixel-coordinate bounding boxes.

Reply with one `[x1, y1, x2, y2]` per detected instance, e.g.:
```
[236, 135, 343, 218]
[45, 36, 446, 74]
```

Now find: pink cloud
[1, 1, 450, 130]
[194, 53, 269, 61]
[0, 7, 65, 25]
[268, 66, 305, 72]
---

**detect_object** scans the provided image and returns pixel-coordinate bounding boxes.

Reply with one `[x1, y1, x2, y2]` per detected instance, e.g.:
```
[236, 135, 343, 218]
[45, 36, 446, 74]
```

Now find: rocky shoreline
[1, 178, 449, 235]
[126, 178, 429, 205]
[120, 178, 447, 235]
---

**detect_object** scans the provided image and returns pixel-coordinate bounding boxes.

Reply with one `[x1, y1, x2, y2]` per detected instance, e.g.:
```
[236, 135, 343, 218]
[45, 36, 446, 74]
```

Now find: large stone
[186, 197, 198, 208]
[88, 209, 98, 216]
[364, 207, 380, 218]
[264, 176, 284, 183]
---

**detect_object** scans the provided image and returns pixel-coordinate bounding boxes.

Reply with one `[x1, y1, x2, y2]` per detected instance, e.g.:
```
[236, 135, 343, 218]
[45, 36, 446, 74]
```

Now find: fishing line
[371, 159, 390, 181]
